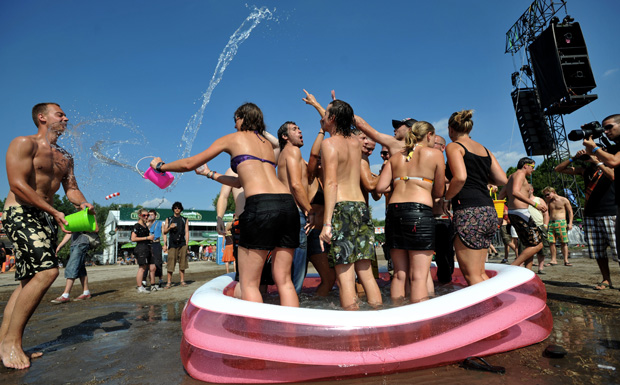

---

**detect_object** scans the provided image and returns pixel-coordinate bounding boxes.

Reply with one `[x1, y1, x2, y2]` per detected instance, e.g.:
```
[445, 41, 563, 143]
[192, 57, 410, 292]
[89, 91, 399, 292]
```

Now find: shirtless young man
[542, 187, 574, 266]
[277, 121, 313, 293]
[320, 100, 382, 310]
[1, 103, 95, 369]
[499, 157, 547, 269]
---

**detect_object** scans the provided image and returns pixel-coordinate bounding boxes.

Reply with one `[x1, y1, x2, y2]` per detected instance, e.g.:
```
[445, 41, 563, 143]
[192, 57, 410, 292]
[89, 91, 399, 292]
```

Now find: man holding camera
[556, 148, 616, 289]
[583, 114, 620, 280]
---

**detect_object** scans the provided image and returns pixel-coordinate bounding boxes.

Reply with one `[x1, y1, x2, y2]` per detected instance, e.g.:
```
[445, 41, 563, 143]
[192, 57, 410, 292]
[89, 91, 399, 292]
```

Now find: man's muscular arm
[285, 147, 312, 214]
[62, 157, 94, 215]
[6, 137, 68, 229]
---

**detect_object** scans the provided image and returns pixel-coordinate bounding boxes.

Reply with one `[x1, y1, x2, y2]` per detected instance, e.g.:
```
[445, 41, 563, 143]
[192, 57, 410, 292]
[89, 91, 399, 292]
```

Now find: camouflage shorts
[328, 201, 376, 267]
[2, 205, 58, 280]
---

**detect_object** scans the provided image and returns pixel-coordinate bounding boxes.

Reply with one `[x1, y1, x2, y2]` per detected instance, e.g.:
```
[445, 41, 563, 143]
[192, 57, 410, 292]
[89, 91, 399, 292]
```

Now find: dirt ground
[1, 249, 619, 385]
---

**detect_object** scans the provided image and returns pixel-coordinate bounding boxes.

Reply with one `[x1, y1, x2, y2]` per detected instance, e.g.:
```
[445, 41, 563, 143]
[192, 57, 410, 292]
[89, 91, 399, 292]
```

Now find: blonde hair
[542, 186, 556, 195]
[448, 109, 474, 134]
[404, 121, 435, 153]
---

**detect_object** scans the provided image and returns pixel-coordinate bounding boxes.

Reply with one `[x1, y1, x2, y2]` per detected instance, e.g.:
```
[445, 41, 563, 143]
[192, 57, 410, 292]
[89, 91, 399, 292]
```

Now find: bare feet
[0, 341, 41, 369]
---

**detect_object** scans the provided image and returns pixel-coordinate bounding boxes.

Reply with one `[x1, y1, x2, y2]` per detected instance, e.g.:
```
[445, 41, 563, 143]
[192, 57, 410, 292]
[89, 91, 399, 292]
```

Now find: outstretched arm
[354, 115, 402, 155]
[195, 164, 241, 188]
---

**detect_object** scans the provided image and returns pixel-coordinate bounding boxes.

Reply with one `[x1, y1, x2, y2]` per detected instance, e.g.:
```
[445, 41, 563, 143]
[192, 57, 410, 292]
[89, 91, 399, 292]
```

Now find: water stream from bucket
[59, 6, 275, 203]
[168, 5, 275, 189]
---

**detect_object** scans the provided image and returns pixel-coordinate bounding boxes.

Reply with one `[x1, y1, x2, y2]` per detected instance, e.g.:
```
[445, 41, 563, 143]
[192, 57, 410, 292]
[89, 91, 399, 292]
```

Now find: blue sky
[1, 1, 618, 219]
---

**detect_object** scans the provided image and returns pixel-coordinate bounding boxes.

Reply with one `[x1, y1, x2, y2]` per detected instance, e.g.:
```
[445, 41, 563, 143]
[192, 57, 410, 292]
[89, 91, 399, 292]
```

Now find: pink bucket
[136, 157, 174, 189]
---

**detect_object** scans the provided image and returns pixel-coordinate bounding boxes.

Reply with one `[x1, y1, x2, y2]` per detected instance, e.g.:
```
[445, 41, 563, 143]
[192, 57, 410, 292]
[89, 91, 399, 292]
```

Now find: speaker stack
[512, 88, 556, 156]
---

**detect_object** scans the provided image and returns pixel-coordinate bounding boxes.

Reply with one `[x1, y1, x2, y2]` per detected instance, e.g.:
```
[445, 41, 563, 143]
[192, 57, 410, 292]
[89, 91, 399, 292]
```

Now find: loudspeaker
[511, 88, 555, 156]
[528, 22, 596, 113]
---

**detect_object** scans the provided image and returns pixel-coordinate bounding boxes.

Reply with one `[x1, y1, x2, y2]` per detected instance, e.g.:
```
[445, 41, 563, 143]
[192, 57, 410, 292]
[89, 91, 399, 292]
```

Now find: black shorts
[239, 194, 300, 250]
[385, 202, 435, 251]
[307, 228, 330, 256]
[135, 244, 152, 266]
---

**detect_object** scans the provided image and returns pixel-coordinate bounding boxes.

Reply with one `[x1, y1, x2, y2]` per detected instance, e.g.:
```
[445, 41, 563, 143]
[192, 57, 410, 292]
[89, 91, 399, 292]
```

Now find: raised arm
[354, 115, 402, 155]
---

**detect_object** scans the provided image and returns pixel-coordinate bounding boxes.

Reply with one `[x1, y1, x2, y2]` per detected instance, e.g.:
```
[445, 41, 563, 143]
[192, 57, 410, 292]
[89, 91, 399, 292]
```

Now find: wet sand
[1, 250, 619, 385]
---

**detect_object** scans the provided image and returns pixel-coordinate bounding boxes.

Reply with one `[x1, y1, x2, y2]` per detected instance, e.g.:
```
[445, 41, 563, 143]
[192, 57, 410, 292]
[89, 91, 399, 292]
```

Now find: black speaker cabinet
[511, 88, 555, 156]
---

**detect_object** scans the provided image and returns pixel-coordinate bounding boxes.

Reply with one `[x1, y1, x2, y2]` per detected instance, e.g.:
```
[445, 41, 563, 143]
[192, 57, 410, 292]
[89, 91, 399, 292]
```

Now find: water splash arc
[169, 6, 274, 189]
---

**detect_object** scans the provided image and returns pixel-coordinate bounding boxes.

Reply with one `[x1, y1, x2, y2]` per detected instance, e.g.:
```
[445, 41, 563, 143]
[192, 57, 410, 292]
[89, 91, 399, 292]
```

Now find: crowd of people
[2, 99, 619, 371]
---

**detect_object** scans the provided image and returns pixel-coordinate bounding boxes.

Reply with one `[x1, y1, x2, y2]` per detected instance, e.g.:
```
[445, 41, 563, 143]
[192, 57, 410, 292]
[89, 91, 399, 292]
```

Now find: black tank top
[446, 142, 494, 211]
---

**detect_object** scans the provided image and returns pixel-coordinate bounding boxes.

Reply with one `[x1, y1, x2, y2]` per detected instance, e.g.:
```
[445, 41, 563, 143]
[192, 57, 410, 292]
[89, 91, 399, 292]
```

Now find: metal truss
[505, 0, 567, 54]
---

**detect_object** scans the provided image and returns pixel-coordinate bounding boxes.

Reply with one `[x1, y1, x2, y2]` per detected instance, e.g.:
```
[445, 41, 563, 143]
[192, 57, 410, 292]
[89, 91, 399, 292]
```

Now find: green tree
[211, 192, 235, 214]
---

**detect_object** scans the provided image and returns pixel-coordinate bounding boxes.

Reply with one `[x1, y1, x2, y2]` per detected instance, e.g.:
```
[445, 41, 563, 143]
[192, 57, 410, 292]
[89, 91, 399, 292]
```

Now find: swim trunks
[385, 202, 435, 251]
[548, 219, 569, 244]
[2, 205, 58, 280]
[328, 201, 375, 267]
[239, 194, 299, 250]
[453, 206, 499, 250]
[508, 209, 542, 248]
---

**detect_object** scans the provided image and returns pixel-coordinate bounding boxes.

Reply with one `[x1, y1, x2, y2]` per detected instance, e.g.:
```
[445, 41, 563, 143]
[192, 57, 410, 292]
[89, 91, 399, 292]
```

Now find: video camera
[568, 121, 604, 141]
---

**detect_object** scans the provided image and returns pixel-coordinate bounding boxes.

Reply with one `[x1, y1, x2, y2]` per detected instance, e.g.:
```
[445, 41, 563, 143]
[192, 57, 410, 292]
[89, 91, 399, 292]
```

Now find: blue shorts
[65, 242, 89, 279]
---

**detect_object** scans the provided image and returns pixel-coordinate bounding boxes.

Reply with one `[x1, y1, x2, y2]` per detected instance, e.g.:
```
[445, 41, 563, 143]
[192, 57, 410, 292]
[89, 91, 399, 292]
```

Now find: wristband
[318, 131, 325, 135]
[592, 146, 600, 154]
[568, 158, 573, 163]
[534, 201, 539, 208]
[323, 223, 332, 227]
[596, 162, 604, 167]
[211, 171, 217, 180]
[155, 161, 165, 173]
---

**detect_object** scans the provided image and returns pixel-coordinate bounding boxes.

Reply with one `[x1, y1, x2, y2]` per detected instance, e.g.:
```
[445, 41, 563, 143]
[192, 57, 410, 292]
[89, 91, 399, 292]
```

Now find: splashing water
[169, 5, 275, 188]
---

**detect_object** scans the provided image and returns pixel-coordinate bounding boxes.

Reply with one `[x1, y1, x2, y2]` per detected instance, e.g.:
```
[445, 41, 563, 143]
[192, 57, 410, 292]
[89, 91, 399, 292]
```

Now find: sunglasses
[234, 116, 241, 122]
[544, 193, 551, 197]
[527, 163, 535, 168]
[140, 214, 149, 217]
[380, 151, 389, 156]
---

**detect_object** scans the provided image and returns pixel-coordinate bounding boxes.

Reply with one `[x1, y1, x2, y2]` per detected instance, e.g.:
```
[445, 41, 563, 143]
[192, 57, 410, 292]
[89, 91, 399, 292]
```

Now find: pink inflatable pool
[181, 264, 552, 383]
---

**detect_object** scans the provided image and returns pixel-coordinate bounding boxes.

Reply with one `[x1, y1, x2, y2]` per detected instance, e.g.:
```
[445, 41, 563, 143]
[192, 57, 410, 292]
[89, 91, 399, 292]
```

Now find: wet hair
[327, 100, 354, 137]
[32, 103, 60, 127]
[542, 186, 556, 195]
[448, 109, 474, 134]
[404, 121, 435, 154]
[602, 114, 620, 124]
[277, 121, 296, 150]
[234, 103, 266, 135]
[517, 157, 535, 169]
[172, 201, 184, 211]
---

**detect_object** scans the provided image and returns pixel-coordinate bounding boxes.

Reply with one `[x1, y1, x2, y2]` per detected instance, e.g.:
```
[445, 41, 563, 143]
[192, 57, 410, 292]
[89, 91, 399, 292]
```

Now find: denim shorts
[65, 242, 89, 279]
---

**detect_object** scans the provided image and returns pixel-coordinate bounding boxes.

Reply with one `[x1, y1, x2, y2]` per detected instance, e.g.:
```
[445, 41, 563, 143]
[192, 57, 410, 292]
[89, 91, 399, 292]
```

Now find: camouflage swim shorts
[328, 201, 376, 267]
[2, 205, 58, 280]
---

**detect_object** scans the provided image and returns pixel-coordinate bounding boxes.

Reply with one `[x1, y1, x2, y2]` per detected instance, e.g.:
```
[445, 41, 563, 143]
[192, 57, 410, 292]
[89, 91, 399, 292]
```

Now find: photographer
[582, 114, 620, 267]
[556, 148, 616, 289]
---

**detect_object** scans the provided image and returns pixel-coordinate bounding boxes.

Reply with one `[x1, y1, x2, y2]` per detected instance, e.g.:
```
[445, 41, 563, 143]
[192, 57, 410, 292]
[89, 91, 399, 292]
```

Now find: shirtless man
[1, 103, 95, 369]
[320, 100, 382, 310]
[542, 187, 573, 266]
[499, 157, 547, 269]
[277, 121, 313, 293]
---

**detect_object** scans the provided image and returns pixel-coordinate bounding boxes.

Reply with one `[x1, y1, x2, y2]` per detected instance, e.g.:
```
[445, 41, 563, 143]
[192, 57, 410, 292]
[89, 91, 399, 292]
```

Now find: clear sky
[1, 1, 618, 219]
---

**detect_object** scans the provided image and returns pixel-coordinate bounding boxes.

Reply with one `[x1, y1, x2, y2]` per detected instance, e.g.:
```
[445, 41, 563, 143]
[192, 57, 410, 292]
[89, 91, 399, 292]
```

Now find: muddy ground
[1, 249, 619, 385]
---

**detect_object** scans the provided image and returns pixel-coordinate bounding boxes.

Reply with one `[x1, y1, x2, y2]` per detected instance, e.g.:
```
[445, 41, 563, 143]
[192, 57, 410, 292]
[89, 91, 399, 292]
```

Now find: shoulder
[8, 135, 37, 154]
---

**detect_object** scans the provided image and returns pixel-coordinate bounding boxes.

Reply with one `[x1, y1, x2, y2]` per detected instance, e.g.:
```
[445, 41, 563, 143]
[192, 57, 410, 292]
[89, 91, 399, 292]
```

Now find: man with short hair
[320, 100, 382, 310]
[163, 201, 189, 288]
[1, 103, 94, 369]
[499, 157, 547, 270]
[556, 148, 617, 287]
[147, 209, 164, 289]
[542, 187, 573, 266]
[583, 114, 620, 260]
[277, 121, 312, 294]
